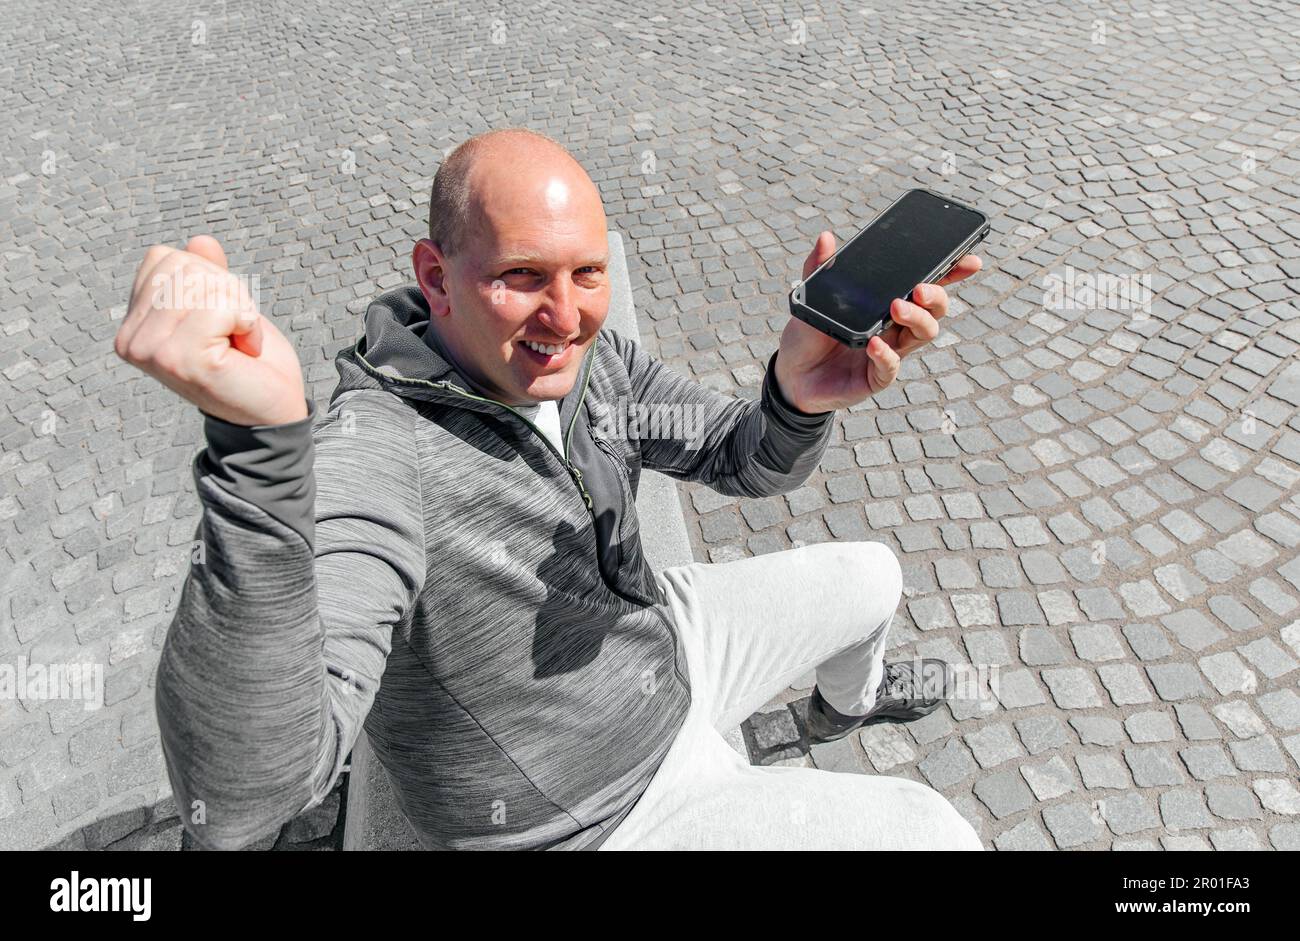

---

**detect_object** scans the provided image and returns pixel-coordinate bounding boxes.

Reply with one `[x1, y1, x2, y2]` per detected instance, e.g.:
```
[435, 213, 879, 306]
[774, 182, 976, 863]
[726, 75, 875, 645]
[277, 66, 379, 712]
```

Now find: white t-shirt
[515, 400, 565, 456]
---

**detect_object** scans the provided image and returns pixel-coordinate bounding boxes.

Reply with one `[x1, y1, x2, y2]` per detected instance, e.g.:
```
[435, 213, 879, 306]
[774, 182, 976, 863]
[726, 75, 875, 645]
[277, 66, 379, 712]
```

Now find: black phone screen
[804, 189, 985, 334]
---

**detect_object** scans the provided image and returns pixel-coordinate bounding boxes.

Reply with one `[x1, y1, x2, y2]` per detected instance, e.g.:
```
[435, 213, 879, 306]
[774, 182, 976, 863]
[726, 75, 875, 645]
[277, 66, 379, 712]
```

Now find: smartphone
[789, 189, 989, 348]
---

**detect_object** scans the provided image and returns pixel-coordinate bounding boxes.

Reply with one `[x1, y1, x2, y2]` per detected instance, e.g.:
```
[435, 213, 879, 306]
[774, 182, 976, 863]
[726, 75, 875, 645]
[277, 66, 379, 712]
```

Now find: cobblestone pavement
[2, 1, 1298, 850]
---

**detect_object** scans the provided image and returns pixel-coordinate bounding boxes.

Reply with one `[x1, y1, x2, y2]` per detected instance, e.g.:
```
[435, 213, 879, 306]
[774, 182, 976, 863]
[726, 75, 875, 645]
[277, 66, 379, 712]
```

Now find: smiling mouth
[518, 338, 574, 366]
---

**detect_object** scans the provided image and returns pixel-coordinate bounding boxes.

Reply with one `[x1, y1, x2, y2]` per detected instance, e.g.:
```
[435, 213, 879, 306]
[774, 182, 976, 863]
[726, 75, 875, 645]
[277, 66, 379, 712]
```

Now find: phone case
[789, 189, 990, 348]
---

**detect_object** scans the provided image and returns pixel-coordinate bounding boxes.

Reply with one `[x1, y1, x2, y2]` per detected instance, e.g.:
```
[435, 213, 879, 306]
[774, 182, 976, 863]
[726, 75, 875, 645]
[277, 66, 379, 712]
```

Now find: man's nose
[536, 278, 582, 337]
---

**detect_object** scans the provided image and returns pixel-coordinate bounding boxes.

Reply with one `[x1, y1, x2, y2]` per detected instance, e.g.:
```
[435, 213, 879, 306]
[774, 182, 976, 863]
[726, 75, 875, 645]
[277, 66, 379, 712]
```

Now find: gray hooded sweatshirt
[156, 284, 836, 851]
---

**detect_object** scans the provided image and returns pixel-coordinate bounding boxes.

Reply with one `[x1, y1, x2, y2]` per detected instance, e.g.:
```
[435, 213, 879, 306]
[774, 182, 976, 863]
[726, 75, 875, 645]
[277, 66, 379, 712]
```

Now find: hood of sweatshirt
[331, 284, 598, 423]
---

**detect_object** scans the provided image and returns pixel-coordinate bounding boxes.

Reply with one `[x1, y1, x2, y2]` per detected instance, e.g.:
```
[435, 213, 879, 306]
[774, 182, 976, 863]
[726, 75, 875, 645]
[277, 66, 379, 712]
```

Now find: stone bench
[342, 230, 749, 850]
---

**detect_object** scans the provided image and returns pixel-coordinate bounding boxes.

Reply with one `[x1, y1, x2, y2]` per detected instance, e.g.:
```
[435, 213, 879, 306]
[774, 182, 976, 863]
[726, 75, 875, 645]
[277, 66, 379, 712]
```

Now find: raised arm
[156, 392, 424, 849]
[116, 236, 424, 849]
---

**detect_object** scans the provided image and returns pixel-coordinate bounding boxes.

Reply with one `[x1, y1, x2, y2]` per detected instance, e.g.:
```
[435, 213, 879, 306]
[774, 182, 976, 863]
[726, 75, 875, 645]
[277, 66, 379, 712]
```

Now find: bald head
[428, 128, 602, 258]
[412, 127, 611, 406]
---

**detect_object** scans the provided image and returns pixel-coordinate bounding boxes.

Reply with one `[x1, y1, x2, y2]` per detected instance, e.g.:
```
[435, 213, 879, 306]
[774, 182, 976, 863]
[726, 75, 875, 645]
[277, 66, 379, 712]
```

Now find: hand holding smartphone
[789, 189, 989, 348]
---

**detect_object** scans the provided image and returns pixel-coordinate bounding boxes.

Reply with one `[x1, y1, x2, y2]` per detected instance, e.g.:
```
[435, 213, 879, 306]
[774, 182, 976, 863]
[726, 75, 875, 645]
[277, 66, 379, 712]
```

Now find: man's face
[414, 168, 611, 406]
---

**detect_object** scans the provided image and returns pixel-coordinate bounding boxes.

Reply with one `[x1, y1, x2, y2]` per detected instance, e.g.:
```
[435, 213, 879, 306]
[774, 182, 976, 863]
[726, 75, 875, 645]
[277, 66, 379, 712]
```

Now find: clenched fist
[115, 235, 308, 427]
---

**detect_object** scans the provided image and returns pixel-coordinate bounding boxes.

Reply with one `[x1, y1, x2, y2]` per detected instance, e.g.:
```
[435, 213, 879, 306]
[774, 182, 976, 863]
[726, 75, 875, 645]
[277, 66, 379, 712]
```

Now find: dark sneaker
[804, 658, 954, 744]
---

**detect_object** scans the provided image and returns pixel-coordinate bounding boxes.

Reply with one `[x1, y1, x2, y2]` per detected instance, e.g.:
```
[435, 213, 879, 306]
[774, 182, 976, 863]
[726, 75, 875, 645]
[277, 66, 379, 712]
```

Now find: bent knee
[847, 540, 902, 621]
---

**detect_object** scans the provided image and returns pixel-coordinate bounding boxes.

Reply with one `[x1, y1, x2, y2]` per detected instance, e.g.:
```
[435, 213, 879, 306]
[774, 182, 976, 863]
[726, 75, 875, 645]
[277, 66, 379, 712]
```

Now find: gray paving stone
[1161, 509, 1206, 544]
[917, 738, 977, 791]
[1159, 789, 1216, 831]
[994, 670, 1047, 710]
[951, 593, 997, 628]
[1070, 716, 1126, 747]
[1038, 589, 1083, 626]
[907, 595, 956, 631]
[1216, 529, 1279, 568]
[1047, 512, 1092, 545]
[973, 768, 1035, 820]
[1227, 735, 1289, 773]
[1015, 715, 1069, 756]
[1213, 701, 1267, 738]
[1070, 623, 1125, 662]
[809, 736, 866, 774]
[1209, 828, 1264, 851]
[961, 631, 1012, 672]
[1042, 667, 1104, 709]
[1204, 784, 1263, 821]
[1173, 703, 1222, 741]
[1075, 587, 1125, 620]
[993, 818, 1053, 851]
[1207, 595, 1262, 632]
[1021, 550, 1067, 585]
[1021, 755, 1076, 801]
[1080, 498, 1128, 533]
[964, 723, 1024, 769]
[858, 723, 916, 772]
[934, 557, 978, 591]
[1042, 802, 1105, 849]
[1278, 557, 1300, 593]
[1124, 711, 1177, 744]
[750, 707, 801, 751]
[997, 592, 1045, 626]
[905, 708, 955, 746]
[1076, 753, 1131, 790]
[1131, 524, 1177, 558]
[1223, 476, 1282, 513]
[1191, 548, 1240, 584]
[978, 556, 1021, 588]
[1002, 516, 1051, 548]
[1146, 662, 1209, 701]
[739, 498, 784, 531]
[1248, 578, 1298, 618]
[969, 521, 1009, 549]
[1120, 580, 1172, 618]
[1124, 747, 1186, 787]
[1123, 622, 1172, 661]
[826, 475, 866, 504]
[1238, 637, 1299, 679]
[1018, 628, 1067, 666]
[1253, 779, 1300, 815]
[1160, 609, 1225, 652]
[1157, 834, 1208, 850]
[1100, 793, 1161, 836]
[1098, 663, 1154, 706]
[1257, 689, 1300, 732]
[1180, 744, 1236, 782]
[1198, 651, 1256, 696]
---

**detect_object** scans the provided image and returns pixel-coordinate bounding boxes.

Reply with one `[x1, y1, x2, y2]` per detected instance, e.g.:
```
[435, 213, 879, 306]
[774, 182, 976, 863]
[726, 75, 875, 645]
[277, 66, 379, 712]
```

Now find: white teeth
[524, 340, 567, 356]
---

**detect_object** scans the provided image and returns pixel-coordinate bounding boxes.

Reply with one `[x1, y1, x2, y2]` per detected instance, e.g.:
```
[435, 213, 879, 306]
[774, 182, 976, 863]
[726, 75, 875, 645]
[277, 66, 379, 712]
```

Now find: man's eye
[500, 267, 603, 279]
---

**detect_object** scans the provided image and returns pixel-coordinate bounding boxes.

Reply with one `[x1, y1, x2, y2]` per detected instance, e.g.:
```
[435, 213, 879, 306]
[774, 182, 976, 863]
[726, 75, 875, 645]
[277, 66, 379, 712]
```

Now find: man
[118, 127, 984, 850]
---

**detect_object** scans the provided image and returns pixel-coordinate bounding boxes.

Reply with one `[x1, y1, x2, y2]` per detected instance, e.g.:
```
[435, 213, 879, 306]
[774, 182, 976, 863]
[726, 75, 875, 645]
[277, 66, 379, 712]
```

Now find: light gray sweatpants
[600, 540, 983, 851]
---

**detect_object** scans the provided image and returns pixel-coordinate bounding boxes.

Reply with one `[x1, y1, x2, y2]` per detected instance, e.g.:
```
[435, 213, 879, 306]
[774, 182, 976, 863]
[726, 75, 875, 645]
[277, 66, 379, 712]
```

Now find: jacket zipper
[438, 347, 689, 691]
[354, 331, 692, 694]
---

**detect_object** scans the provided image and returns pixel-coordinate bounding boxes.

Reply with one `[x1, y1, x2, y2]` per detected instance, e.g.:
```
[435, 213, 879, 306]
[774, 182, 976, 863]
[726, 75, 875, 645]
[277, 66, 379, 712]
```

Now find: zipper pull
[567, 463, 594, 512]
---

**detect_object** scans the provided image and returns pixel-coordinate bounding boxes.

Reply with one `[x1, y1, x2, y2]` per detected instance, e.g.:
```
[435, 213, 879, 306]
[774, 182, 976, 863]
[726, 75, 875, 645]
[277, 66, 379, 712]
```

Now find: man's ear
[412, 238, 450, 317]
